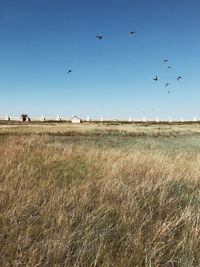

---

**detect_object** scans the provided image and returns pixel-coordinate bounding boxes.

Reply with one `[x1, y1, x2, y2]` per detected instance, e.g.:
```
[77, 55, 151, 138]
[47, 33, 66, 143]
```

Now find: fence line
[0, 115, 199, 123]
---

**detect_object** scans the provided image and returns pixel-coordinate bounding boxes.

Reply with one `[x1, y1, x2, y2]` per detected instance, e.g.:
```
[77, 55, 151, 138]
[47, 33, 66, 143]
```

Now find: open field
[0, 123, 200, 266]
[1, 121, 200, 136]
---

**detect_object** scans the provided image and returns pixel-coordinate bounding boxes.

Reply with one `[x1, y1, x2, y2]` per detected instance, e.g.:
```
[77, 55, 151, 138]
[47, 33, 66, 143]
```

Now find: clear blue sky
[0, 0, 200, 119]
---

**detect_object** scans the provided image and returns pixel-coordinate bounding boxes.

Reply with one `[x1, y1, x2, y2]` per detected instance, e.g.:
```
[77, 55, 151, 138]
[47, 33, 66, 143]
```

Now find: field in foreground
[0, 123, 200, 266]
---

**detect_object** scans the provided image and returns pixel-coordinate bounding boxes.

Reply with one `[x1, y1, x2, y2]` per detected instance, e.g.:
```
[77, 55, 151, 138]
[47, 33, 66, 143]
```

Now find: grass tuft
[0, 134, 200, 266]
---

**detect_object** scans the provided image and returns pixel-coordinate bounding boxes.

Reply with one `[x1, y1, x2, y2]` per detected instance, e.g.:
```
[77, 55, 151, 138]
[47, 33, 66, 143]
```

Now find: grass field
[0, 123, 200, 266]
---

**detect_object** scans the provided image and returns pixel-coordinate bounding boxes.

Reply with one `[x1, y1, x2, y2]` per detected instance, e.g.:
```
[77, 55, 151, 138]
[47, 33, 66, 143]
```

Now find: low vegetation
[0, 124, 200, 266]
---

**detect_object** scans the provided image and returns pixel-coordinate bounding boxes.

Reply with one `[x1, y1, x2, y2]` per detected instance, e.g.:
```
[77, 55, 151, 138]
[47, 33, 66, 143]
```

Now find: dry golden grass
[0, 133, 200, 266]
[1, 121, 200, 137]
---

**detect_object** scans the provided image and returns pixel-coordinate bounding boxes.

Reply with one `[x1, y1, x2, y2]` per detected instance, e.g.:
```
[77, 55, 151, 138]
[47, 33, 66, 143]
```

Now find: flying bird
[96, 34, 103, 40]
[153, 76, 158, 81]
[163, 59, 168, 63]
[68, 69, 72, 74]
[165, 83, 170, 87]
[177, 76, 182, 80]
[168, 90, 170, 94]
[168, 66, 172, 69]
[129, 31, 135, 36]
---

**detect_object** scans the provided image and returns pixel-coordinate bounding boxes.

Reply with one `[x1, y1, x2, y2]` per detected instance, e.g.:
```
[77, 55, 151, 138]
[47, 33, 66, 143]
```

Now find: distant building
[142, 116, 146, 122]
[40, 115, 46, 122]
[21, 114, 29, 122]
[4, 115, 10, 121]
[71, 116, 82, 124]
[56, 115, 61, 121]
[168, 117, 172, 123]
[86, 115, 91, 122]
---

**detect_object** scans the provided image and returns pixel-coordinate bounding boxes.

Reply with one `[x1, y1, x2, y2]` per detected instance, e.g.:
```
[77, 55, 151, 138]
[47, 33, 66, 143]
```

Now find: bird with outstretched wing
[96, 34, 103, 40]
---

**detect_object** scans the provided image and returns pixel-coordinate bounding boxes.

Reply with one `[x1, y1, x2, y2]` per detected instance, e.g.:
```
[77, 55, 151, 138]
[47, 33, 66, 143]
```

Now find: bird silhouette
[153, 76, 158, 81]
[68, 70, 72, 74]
[165, 83, 170, 87]
[129, 31, 135, 36]
[163, 59, 168, 63]
[168, 66, 172, 69]
[96, 34, 103, 40]
[177, 76, 182, 80]
[168, 90, 170, 94]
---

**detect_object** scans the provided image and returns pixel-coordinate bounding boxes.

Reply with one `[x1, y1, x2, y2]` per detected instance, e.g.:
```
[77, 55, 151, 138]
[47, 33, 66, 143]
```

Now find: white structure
[180, 117, 184, 122]
[142, 116, 146, 122]
[71, 116, 82, 124]
[56, 115, 61, 121]
[168, 117, 172, 123]
[156, 116, 159, 123]
[100, 116, 104, 122]
[4, 114, 10, 121]
[9, 117, 21, 121]
[40, 115, 45, 122]
[128, 116, 132, 122]
[193, 116, 197, 122]
[86, 115, 91, 122]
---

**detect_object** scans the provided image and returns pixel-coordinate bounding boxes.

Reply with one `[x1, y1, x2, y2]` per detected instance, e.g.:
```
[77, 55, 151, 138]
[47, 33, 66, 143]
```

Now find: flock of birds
[67, 31, 136, 75]
[67, 31, 182, 95]
[153, 59, 182, 94]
